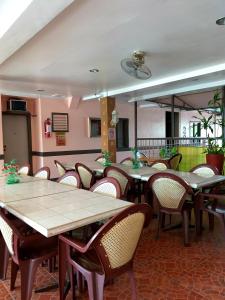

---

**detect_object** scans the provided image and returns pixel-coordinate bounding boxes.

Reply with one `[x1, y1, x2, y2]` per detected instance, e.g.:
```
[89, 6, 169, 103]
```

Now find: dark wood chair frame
[95, 155, 104, 162]
[168, 153, 182, 170]
[103, 166, 133, 200]
[58, 203, 152, 300]
[0, 209, 57, 300]
[195, 192, 225, 236]
[54, 159, 72, 175]
[18, 164, 31, 176]
[75, 162, 96, 190]
[148, 172, 194, 246]
[120, 157, 133, 164]
[90, 177, 122, 199]
[190, 163, 220, 175]
[148, 160, 170, 169]
[57, 171, 81, 188]
[34, 166, 50, 180]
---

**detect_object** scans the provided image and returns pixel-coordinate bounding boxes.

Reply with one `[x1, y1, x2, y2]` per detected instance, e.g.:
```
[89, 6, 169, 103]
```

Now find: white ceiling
[0, 0, 225, 104]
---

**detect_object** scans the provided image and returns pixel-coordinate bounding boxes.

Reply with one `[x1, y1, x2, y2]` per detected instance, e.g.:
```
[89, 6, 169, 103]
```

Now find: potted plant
[131, 147, 140, 169]
[193, 91, 225, 173]
[159, 146, 178, 158]
[2, 159, 20, 184]
[102, 150, 112, 166]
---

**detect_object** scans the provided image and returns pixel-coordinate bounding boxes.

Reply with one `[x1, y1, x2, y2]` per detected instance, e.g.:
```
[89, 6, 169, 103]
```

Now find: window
[89, 118, 101, 137]
[116, 118, 129, 150]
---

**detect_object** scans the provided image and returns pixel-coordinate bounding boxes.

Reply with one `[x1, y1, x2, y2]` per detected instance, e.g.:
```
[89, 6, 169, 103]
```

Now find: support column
[171, 95, 175, 138]
[134, 102, 137, 148]
[100, 97, 116, 162]
[222, 86, 225, 140]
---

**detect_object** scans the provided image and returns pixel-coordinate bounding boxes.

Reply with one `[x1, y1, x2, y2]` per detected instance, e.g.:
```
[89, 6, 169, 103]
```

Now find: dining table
[63, 160, 225, 189]
[0, 176, 132, 280]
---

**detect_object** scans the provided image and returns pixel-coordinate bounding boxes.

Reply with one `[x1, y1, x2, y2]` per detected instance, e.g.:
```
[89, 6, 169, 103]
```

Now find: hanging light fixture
[110, 110, 119, 127]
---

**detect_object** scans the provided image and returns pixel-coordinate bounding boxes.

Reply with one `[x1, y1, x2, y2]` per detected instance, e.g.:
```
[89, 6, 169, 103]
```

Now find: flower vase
[6, 173, 20, 184]
[132, 160, 140, 169]
[103, 160, 112, 167]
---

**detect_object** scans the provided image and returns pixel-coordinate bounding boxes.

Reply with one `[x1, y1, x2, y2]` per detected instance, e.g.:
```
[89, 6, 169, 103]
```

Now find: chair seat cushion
[20, 235, 57, 259]
[71, 250, 102, 273]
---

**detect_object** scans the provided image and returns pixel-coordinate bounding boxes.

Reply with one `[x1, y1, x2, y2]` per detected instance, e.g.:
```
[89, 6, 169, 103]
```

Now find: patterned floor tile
[0, 217, 225, 299]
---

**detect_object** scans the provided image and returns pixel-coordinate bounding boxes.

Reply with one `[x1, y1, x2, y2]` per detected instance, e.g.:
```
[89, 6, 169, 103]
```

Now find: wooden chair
[190, 164, 219, 177]
[149, 160, 170, 171]
[0, 210, 57, 300]
[104, 166, 133, 200]
[168, 153, 182, 170]
[54, 160, 68, 177]
[120, 157, 133, 167]
[148, 172, 193, 246]
[90, 177, 122, 199]
[18, 164, 30, 175]
[34, 166, 50, 180]
[75, 163, 95, 189]
[196, 193, 225, 236]
[58, 203, 152, 300]
[95, 156, 105, 164]
[57, 171, 81, 188]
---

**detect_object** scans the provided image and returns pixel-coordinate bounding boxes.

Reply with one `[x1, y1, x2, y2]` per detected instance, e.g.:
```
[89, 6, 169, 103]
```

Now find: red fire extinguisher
[44, 118, 52, 138]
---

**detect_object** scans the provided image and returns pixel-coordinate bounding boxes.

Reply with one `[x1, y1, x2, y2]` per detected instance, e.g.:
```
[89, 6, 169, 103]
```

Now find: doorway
[2, 112, 32, 171]
[165, 111, 179, 137]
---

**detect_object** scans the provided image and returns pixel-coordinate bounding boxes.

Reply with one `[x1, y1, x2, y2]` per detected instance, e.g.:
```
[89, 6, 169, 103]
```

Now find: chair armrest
[59, 234, 92, 253]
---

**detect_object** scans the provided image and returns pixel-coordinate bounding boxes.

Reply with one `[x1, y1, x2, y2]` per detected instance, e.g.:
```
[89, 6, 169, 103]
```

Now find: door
[2, 113, 31, 166]
[166, 111, 179, 137]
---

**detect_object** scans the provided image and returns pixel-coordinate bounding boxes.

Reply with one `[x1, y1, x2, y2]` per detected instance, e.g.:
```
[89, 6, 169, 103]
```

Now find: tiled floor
[1, 216, 225, 300]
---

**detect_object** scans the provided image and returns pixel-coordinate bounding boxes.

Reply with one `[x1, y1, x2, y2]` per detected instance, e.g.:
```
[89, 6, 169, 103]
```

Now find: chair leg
[208, 213, 215, 231]
[10, 260, 19, 291]
[95, 273, 105, 300]
[217, 214, 225, 236]
[0, 233, 10, 280]
[182, 210, 190, 246]
[59, 239, 69, 300]
[70, 266, 76, 300]
[128, 270, 137, 300]
[156, 212, 163, 240]
[20, 259, 40, 300]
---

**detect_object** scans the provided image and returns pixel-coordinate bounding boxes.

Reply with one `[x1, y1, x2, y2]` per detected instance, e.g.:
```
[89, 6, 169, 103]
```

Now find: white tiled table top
[141, 169, 225, 189]
[64, 161, 155, 179]
[0, 179, 77, 207]
[5, 188, 132, 237]
[0, 175, 42, 187]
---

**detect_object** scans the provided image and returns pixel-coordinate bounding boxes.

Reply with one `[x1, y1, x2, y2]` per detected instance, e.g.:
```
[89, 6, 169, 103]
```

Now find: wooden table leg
[0, 232, 10, 280]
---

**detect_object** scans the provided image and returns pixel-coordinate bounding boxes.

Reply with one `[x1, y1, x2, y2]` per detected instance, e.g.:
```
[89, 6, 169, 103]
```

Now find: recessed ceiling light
[36, 89, 45, 92]
[216, 17, 225, 25]
[89, 68, 99, 73]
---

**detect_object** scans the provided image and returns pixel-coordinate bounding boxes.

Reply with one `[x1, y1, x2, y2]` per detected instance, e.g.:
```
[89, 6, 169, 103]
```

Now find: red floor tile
[1, 216, 225, 299]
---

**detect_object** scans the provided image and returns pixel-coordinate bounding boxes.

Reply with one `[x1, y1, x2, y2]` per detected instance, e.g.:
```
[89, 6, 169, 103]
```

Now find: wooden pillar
[100, 96, 116, 162]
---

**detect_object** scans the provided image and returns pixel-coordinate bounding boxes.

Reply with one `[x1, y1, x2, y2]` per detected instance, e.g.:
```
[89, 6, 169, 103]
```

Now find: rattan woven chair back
[95, 156, 105, 164]
[58, 204, 152, 300]
[168, 153, 182, 170]
[34, 166, 50, 180]
[0, 215, 14, 255]
[57, 171, 81, 188]
[75, 163, 95, 189]
[149, 160, 170, 170]
[18, 165, 30, 176]
[190, 164, 219, 177]
[149, 173, 191, 210]
[104, 166, 131, 198]
[90, 177, 122, 198]
[0, 210, 57, 300]
[54, 160, 67, 177]
[120, 157, 133, 167]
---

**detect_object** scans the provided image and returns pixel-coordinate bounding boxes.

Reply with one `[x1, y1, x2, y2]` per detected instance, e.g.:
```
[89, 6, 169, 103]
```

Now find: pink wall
[31, 97, 135, 177]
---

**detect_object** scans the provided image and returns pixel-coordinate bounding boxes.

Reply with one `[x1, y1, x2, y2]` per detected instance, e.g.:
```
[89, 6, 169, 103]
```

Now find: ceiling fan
[121, 51, 152, 80]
